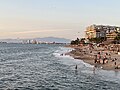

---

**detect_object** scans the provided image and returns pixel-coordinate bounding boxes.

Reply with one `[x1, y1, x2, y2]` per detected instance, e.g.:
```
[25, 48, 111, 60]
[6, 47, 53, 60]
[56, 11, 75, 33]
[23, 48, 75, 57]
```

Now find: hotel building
[85, 24, 120, 40]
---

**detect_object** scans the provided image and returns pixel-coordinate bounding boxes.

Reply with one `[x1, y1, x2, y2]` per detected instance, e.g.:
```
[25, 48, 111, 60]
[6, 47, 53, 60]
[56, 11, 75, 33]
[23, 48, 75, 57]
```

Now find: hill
[35, 37, 71, 43]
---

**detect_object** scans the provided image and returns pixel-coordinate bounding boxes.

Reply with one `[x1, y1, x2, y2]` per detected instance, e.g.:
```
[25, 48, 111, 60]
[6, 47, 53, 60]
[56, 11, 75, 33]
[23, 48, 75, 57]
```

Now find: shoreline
[65, 45, 120, 71]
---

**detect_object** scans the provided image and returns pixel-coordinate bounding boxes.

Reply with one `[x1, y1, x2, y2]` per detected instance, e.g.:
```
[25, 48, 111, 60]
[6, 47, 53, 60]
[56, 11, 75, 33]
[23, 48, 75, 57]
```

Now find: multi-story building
[85, 25, 106, 39]
[85, 24, 120, 40]
[106, 32, 117, 40]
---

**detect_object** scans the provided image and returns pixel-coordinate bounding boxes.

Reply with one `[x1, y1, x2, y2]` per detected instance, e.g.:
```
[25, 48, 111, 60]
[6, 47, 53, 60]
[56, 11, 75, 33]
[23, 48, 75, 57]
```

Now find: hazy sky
[0, 0, 120, 39]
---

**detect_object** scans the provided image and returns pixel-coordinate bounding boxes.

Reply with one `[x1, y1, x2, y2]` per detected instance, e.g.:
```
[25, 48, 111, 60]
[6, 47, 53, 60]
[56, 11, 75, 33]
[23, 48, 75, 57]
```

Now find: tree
[115, 32, 120, 40]
[88, 37, 106, 44]
[114, 32, 120, 44]
[71, 38, 80, 45]
[80, 38, 85, 44]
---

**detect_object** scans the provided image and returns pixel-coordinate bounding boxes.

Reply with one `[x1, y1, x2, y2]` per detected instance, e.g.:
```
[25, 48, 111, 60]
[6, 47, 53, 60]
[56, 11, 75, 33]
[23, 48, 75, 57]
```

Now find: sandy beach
[66, 44, 120, 71]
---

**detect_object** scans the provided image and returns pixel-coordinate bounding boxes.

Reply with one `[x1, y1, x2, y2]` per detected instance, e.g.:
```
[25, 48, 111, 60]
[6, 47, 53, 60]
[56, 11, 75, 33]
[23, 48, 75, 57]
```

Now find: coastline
[65, 45, 120, 71]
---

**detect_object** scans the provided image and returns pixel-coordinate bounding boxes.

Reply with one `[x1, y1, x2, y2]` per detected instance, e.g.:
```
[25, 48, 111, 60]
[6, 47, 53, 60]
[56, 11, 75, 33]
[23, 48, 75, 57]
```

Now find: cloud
[0, 28, 74, 39]
[12, 29, 72, 34]
[13, 30, 57, 34]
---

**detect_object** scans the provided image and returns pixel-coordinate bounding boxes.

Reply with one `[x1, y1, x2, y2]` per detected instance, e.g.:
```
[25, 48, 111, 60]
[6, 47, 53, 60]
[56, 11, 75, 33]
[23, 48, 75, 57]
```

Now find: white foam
[53, 47, 120, 81]
[53, 47, 73, 57]
[53, 46, 93, 68]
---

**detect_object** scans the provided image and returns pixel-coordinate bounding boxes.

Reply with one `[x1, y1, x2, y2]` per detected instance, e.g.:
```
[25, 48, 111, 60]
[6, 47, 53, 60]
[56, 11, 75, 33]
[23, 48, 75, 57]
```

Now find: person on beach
[90, 51, 92, 53]
[94, 55, 97, 63]
[115, 58, 117, 61]
[97, 53, 101, 63]
[114, 62, 118, 69]
[109, 54, 111, 60]
[98, 52, 100, 55]
[106, 52, 108, 55]
[103, 54, 106, 64]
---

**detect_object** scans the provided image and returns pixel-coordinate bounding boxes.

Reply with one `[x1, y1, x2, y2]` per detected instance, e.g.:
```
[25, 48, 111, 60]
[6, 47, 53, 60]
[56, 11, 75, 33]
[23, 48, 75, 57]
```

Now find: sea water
[0, 43, 120, 90]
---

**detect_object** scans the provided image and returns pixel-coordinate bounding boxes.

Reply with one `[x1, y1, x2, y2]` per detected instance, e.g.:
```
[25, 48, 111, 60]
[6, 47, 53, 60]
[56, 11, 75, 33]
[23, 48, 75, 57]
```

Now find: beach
[66, 44, 120, 71]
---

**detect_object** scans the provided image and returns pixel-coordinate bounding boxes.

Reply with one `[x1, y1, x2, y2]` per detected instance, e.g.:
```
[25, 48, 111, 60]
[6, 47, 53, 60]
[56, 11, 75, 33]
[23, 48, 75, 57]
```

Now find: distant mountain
[0, 37, 71, 43]
[35, 37, 71, 43]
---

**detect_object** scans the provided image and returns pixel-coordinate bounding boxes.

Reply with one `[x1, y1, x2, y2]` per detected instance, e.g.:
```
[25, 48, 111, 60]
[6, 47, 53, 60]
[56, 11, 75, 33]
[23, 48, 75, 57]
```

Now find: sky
[0, 0, 120, 40]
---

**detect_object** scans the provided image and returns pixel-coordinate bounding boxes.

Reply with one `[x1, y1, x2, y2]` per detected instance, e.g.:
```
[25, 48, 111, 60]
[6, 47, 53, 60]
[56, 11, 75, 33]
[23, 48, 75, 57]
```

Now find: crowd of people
[89, 44, 120, 69]
[67, 43, 120, 70]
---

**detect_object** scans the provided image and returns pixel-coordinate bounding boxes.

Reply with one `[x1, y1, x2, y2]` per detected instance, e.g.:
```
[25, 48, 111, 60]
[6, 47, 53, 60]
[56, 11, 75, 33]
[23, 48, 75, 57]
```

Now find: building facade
[85, 24, 120, 40]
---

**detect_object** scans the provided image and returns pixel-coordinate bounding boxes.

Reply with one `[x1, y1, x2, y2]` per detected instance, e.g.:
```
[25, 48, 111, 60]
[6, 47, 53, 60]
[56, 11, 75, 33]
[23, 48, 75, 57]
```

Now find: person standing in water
[75, 65, 78, 75]
[75, 65, 77, 70]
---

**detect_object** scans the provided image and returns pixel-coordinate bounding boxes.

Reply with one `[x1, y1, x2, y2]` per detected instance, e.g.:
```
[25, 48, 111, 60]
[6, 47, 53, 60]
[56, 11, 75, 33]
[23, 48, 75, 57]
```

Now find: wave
[53, 46, 93, 68]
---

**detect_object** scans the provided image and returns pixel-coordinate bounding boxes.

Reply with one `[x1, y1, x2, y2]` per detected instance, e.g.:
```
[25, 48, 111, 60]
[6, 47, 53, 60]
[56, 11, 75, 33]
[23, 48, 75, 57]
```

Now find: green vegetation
[71, 38, 85, 45]
[71, 38, 80, 45]
[88, 37, 106, 44]
[115, 32, 120, 40]
[114, 32, 120, 44]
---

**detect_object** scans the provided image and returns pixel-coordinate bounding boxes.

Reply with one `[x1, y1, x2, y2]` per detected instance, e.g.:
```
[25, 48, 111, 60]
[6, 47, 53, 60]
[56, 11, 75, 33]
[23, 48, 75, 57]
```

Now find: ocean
[0, 43, 120, 90]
